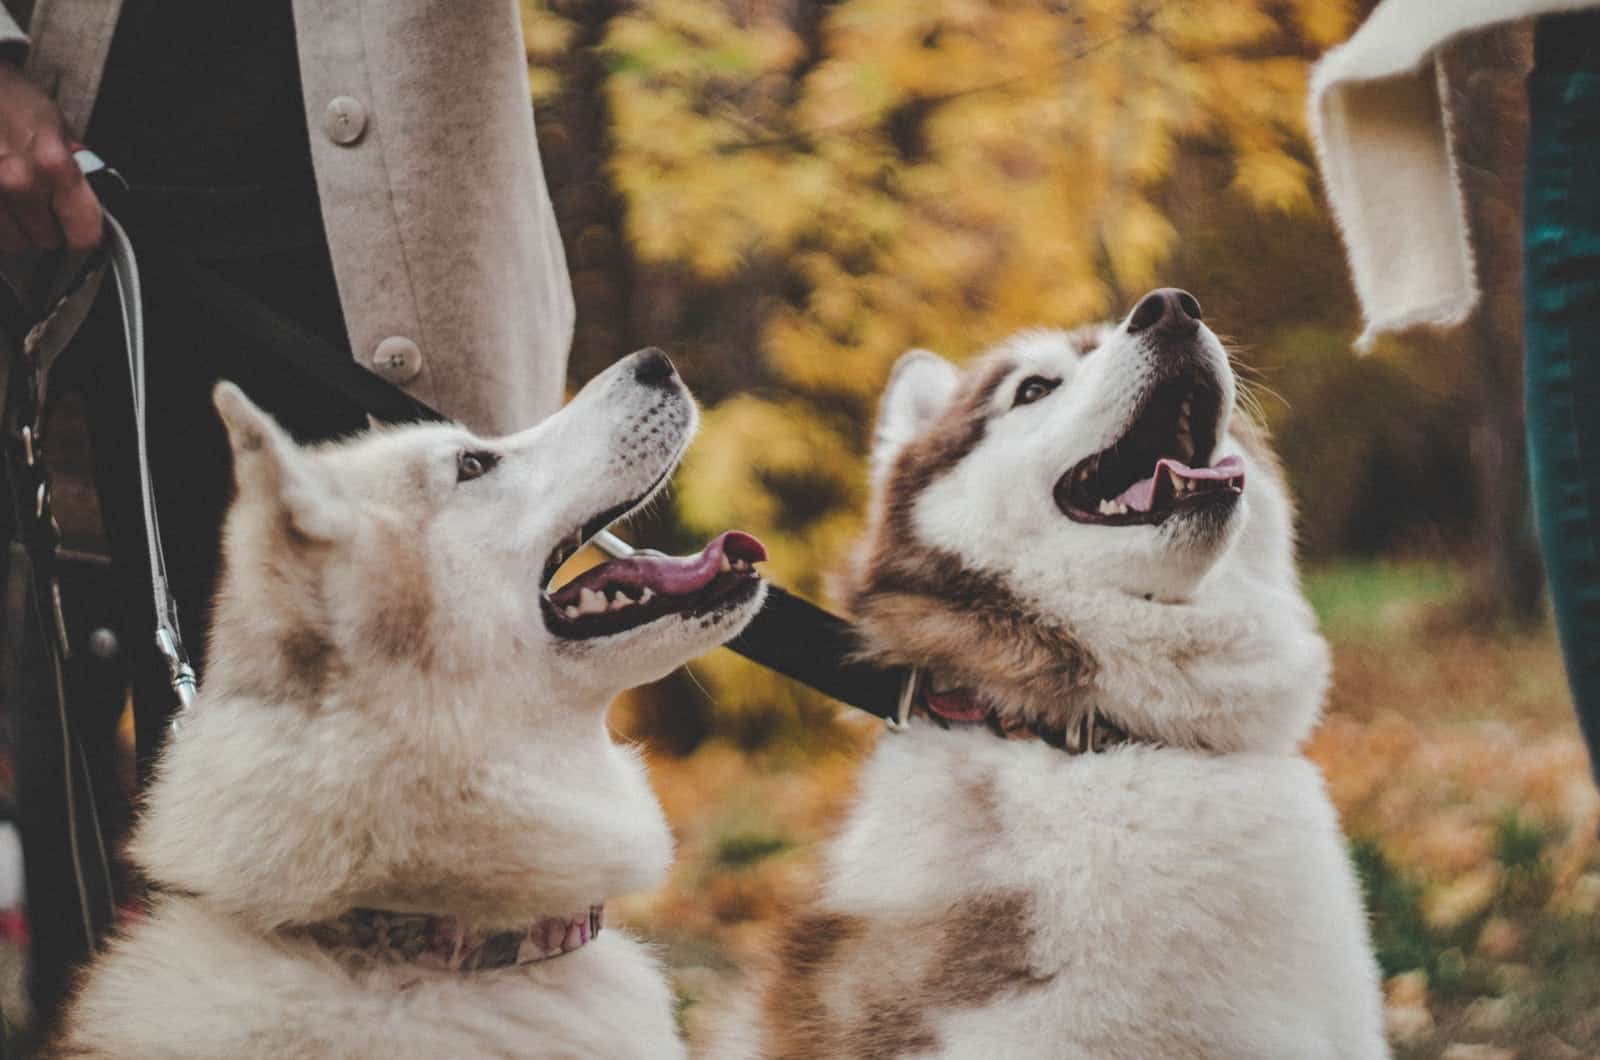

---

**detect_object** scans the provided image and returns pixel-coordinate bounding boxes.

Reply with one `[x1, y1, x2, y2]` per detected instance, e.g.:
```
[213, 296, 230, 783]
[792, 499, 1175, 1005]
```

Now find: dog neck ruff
[283, 905, 605, 973]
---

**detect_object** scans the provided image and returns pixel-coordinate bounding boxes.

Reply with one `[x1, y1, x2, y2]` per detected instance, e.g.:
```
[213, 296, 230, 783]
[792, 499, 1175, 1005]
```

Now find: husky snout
[1125, 286, 1203, 337]
[631, 345, 679, 387]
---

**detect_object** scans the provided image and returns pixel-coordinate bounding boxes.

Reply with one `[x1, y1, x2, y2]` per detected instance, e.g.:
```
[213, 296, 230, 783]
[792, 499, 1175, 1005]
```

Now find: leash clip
[157, 626, 198, 729]
[888, 667, 920, 732]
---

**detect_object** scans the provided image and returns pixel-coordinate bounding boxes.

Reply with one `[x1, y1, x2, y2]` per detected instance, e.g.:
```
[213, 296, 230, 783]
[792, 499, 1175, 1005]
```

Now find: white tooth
[578, 588, 607, 615]
[564, 606, 579, 620]
[719, 555, 731, 573]
[611, 592, 633, 610]
[1098, 499, 1114, 515]
[1113, 501, 1128, 515]
[640, 587, 654, 604]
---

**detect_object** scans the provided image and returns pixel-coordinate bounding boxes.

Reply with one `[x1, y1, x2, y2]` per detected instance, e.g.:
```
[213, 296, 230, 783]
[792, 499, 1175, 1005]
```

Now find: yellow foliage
[558, 0, 1350, 714]
[521, 3, 579, 103]
[676, 395, 866, 596]
[1287, 0, 1357, 48]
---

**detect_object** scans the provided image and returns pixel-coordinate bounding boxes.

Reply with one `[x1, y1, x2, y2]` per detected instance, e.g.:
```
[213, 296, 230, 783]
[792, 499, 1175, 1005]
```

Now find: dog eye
[456, 450, 499, 482]
[1013, 376, 1059, 407]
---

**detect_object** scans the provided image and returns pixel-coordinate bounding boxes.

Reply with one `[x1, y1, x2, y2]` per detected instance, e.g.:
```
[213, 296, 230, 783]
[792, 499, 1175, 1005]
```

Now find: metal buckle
[888, 667, 921, 732]
[1062, 707, 1096, 755]
[158, 626, 198, 731]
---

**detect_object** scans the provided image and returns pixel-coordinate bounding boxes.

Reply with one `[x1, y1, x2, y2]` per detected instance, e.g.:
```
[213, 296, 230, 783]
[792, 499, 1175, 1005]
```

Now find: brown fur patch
[847, 525, 1094, 728]
[845, 351, 1095, 724]
[765, 892, 1046, 1058]
[880, 357, 1013, 546]
[928, 891, 1048, 997]
[766, 912, 865, 1060]
[278, 625, 337, 700]
[359, 524, 435, 666]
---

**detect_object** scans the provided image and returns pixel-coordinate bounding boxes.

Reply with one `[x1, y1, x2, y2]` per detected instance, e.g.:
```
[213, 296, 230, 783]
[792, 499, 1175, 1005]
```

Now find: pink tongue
[1113, 455, 1245, 512]
[552, 530, 766, 603]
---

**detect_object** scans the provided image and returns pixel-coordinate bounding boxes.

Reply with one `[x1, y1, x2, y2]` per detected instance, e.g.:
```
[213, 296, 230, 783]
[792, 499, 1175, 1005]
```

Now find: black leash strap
[730, 584, 907, 721]
[593, 532, 909, 722]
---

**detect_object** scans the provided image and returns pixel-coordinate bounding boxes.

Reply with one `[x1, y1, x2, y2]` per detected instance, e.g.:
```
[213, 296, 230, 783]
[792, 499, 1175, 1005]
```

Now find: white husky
[49, 349, 767, 1059]
[725, 291, 1387, 1059]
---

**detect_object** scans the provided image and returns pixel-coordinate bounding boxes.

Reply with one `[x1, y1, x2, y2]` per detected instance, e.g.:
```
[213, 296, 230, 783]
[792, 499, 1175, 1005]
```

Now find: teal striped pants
[1527, 13, 1600, 779]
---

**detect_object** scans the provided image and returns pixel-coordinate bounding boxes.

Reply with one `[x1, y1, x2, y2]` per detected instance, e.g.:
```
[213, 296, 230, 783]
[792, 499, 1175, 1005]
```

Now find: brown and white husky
[719, 290, 1387, 1059]
[49, 349, 767, 1058]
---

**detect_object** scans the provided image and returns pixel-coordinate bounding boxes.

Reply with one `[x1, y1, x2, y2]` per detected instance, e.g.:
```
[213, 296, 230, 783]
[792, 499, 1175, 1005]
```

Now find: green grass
[1305, 559, 1463, 640]
[713, 830, 791, 868]
[1352, 838, 1441, 980]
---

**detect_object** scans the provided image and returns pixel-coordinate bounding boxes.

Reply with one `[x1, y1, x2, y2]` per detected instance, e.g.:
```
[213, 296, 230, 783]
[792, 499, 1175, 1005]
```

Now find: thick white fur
[722, 321, 1387, 1058]
[52, 353, 766, 1058]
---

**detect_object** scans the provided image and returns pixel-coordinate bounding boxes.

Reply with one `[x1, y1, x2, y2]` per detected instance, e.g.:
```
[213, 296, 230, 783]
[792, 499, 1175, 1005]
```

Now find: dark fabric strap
[160, 255, 444, 428]
[728, 584, 907, 721]
[116, 183, 327, 262]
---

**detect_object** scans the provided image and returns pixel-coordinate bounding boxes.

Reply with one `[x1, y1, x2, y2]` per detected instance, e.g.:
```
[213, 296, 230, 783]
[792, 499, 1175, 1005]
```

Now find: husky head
[207, 348, 766, 707]
[850, 290, 1328, 751]
[136, 349, 766, 930]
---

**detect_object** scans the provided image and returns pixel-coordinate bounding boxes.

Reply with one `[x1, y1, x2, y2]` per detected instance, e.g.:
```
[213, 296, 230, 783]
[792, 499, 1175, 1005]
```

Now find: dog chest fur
[802, 729, 1383, 1060]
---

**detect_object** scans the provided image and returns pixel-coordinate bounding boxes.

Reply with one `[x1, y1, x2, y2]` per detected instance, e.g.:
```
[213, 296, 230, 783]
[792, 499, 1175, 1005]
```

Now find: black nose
[632, 347, 678, 387]
[1126, 288, 1202, 336]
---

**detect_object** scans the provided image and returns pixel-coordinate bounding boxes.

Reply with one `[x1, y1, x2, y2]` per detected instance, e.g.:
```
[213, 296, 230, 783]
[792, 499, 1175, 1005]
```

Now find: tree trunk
[1445, 27, 1546, 624]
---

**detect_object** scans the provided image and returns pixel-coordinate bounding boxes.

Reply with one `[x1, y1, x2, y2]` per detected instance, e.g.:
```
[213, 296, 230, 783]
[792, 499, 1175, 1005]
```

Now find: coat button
[372, 336, 423, 384]
[323, 96, 368, 145]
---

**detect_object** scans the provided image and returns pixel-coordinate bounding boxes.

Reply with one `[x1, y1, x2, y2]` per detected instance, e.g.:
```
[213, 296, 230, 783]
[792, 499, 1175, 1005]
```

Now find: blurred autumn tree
[525, 0, 1535, 745]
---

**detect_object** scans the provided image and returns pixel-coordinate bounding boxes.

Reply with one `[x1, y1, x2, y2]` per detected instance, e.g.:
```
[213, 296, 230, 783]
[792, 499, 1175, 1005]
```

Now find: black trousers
[16, 238, 365, 1028]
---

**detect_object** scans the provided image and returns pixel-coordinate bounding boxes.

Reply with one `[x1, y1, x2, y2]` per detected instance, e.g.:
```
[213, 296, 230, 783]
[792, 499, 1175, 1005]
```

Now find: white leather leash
[74, 149, 198, 728]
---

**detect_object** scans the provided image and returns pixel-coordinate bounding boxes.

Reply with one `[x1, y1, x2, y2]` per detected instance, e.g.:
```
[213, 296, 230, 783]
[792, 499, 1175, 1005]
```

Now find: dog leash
[72, 151, 199, 726]
[591, 531, 912, 723]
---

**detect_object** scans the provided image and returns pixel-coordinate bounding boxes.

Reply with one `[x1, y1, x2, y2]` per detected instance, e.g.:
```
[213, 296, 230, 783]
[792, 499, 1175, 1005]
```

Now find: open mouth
[540, 529, 766, 641]
[1054, 369, 1244, 527]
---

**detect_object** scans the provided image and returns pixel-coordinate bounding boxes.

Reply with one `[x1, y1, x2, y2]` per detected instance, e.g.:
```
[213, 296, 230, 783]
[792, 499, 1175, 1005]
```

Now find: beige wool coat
[0, 0, 574, 434]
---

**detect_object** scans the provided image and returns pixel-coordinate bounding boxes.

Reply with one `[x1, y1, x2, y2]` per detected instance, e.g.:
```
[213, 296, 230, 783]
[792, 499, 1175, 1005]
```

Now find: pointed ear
[213, 382, 353, 542]
[871, 349, 959, 485]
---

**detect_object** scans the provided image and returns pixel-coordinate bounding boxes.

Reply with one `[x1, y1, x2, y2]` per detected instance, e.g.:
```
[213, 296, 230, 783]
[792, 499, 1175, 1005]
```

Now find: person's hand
[0, 61, 101, 253]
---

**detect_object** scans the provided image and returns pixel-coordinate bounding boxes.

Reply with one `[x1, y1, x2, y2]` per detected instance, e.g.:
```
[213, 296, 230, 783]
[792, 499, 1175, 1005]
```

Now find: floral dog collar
[284, 904, 605, 973]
